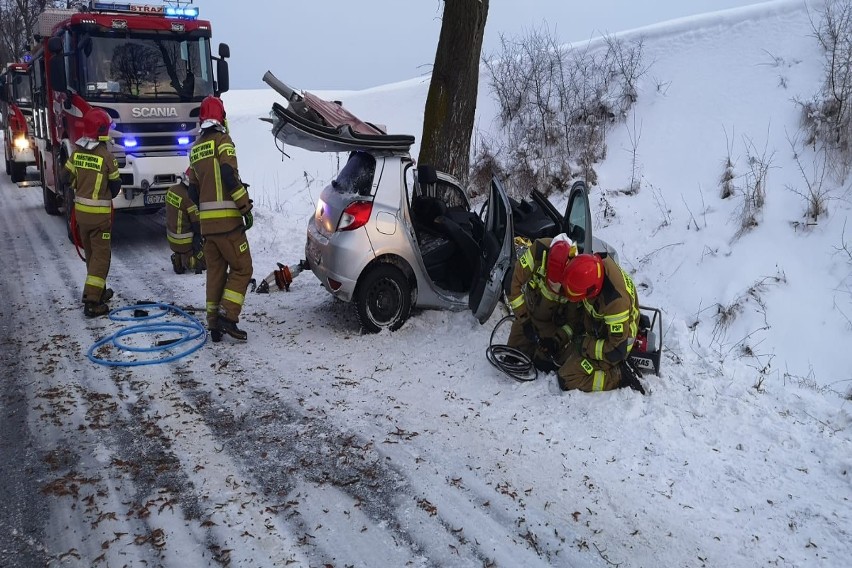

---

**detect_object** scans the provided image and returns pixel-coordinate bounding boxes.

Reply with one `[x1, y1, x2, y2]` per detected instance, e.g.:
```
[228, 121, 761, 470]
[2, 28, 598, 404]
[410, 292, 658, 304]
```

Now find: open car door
[262, 70, 415, 154]
[561, 181, 594, 254]
[470, 177, 515, 323]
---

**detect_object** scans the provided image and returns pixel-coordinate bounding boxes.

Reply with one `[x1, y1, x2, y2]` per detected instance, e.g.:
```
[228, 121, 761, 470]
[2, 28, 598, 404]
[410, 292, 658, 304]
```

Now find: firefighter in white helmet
[186, 95, 253, 342]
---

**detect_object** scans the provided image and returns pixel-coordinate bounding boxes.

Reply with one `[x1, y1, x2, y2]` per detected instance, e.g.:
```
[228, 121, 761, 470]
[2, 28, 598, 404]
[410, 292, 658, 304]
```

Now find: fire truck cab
[30, 1, 229, 230]
[0, 62, 36, 183]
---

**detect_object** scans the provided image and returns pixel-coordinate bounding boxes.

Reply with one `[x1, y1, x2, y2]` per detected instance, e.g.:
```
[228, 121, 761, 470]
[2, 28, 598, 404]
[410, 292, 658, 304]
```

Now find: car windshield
[333, 151, 376, 197]
[79, 32, 213, 101]
[12, 73, 31, 105]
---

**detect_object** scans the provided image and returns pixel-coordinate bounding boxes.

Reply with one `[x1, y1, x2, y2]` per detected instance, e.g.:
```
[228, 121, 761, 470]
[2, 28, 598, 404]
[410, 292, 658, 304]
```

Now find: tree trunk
[419, 0, 489, 183]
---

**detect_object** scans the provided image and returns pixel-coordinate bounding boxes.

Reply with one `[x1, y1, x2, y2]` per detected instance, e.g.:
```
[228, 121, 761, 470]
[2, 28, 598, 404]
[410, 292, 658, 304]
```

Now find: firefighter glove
[243, 211, 253, 231]
[539, 336, 559, 356]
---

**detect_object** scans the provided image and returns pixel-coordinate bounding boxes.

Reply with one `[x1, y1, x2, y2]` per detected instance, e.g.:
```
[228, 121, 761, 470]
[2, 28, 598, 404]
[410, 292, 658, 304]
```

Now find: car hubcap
[368, 278, 401, 325]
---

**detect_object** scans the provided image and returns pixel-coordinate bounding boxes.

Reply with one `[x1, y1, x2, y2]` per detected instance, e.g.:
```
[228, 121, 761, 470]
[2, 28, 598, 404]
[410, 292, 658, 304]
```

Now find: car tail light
[337, 201, 373, 231]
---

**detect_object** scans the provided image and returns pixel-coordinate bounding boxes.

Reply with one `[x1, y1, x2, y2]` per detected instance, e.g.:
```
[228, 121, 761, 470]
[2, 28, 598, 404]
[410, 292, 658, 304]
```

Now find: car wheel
[355, 264, 411, 333]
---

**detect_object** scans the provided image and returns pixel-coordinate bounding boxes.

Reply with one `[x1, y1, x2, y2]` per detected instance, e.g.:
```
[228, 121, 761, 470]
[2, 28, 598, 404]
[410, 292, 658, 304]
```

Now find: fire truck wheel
[43, 184, 60, 215]
[10, 161, 25, 183]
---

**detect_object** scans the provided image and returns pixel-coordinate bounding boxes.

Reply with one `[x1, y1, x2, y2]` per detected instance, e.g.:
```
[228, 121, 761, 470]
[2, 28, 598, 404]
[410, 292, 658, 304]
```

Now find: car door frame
[470, 176, 515, 323]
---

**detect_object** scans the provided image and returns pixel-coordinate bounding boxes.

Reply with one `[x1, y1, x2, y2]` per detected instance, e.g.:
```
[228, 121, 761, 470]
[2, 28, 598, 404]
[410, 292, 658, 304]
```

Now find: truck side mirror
[47, 36, 63, 54]
[216, 58, 229, 95]
[218, 42, 230, 59]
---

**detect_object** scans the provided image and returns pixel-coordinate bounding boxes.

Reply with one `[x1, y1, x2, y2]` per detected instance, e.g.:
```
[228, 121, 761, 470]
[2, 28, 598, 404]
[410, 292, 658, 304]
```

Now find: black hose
[485, 315, 538, 382]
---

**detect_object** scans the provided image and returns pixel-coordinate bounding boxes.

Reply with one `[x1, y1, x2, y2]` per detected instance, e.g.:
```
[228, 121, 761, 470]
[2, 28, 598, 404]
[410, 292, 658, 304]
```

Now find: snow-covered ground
[1, 1, 850, 567]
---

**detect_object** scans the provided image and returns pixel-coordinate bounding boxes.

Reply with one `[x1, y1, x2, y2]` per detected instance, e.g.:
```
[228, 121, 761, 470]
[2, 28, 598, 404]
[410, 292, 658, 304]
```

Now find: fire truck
[29, 1, 229, 235]
[0, 62, 36, 183]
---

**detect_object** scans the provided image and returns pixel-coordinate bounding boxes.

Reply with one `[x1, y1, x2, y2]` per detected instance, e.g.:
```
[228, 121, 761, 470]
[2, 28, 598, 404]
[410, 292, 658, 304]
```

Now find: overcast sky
[202, 0, 771, 91]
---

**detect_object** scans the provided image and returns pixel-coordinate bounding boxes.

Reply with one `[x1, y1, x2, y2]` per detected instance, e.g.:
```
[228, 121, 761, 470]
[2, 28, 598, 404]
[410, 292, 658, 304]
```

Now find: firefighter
[64, 107, 121, 317]
[555, 253, 640, 392]
[186, 95, 253, 342]
[506, 234, 583, 372]
[165, 168, 205, 274]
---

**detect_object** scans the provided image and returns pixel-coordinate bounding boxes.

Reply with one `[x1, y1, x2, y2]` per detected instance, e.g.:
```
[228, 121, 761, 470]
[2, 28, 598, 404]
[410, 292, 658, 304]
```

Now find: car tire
[355, 264, 411, 333]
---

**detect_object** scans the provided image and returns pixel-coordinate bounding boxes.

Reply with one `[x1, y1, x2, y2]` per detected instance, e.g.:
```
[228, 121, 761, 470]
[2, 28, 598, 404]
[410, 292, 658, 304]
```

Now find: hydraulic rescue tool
[253, 260, 308, 293]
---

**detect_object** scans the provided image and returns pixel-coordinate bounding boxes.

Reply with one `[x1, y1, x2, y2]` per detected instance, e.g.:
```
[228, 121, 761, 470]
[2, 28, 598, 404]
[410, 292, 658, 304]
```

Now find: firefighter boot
[218, 316, 248, 341]
[171, 253, 185, 274]
[101, 288, 114, 303]
[84, 301, 110, 318]
[209, 328, 223, 343]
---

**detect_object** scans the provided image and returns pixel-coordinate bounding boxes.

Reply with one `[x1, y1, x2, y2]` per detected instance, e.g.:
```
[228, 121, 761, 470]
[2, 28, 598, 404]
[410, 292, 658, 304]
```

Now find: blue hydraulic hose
[87, 303, 208, 367]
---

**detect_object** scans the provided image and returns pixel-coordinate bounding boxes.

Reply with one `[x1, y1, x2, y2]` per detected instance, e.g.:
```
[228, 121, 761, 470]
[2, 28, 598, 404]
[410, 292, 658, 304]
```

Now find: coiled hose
[87, 302, 207, 367]
[485, 315, 538, 382]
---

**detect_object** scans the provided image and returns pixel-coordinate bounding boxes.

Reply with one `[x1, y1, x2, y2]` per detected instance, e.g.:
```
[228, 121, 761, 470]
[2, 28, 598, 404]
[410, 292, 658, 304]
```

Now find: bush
[479, 26, 649, 199]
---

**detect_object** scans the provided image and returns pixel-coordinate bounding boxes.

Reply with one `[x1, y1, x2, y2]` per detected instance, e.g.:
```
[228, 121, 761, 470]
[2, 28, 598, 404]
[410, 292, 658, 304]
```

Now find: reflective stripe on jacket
[187, 130, 251, 236]
[578, 255, 640, 367]
[165, 181, 200, 250]
[64, 143, 119, 218]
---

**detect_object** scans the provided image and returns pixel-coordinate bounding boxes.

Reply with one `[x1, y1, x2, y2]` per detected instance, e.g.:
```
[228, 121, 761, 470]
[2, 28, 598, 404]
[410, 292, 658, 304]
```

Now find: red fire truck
[29, 1, 229, 235]
[0, 62, 36, 183]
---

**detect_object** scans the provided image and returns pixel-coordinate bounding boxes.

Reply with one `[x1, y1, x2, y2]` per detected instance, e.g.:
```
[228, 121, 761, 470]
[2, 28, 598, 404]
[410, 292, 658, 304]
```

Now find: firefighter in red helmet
[64, 107, 122, 317]
[165, 168, 205, 274]
[186, 95, 253, 342]
[554, 253, 640, 392]
[506, 234, 584, 371]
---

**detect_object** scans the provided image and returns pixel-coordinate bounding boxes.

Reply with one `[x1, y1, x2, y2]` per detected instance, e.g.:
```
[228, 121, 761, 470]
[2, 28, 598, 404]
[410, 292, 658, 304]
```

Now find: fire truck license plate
[144, 192, 166, 205]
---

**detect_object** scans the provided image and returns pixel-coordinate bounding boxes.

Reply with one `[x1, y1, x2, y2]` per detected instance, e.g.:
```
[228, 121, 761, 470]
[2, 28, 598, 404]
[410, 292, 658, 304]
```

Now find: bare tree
[419, 0, 489, 183]
[480, 27, 648, 197]
[0, 0, 61, 64]
[799, 0, 852, 182]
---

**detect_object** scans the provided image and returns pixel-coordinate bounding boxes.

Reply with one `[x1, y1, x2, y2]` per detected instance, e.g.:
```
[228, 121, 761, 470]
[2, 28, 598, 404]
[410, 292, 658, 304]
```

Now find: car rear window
[333, 151, 376, 197]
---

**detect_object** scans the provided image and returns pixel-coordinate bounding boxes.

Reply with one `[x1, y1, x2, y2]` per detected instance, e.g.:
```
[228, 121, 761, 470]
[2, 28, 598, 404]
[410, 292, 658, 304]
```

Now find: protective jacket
[579, 255, 640, 365]
[64, 141, 121, 304]
[65, 142, 121, 217]
[509, 237, 582, 348]
[557, 254, 640, 392]
[166, 181, 200, 252]
[187, 129, 251, 235]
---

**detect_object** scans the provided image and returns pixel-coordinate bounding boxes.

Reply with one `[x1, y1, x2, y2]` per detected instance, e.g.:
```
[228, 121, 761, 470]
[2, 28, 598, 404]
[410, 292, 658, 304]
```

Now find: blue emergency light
[165, 7, 198, 18]
[89, 2, 199, 19]
[122, 137, 138, 148]
[177, 136, 190, 145]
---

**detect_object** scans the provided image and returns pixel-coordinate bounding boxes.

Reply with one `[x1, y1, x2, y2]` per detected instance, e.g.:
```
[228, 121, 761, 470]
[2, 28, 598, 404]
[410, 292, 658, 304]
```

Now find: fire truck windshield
[11, 73, 32, 106]
[79, 33, 214, 102]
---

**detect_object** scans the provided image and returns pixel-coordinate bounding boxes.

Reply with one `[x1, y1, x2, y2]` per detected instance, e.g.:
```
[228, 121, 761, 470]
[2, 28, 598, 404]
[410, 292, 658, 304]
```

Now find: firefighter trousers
[203, 229, 253, 328]
[76, 211, 112, 304]
[556, 353, 623, 393]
